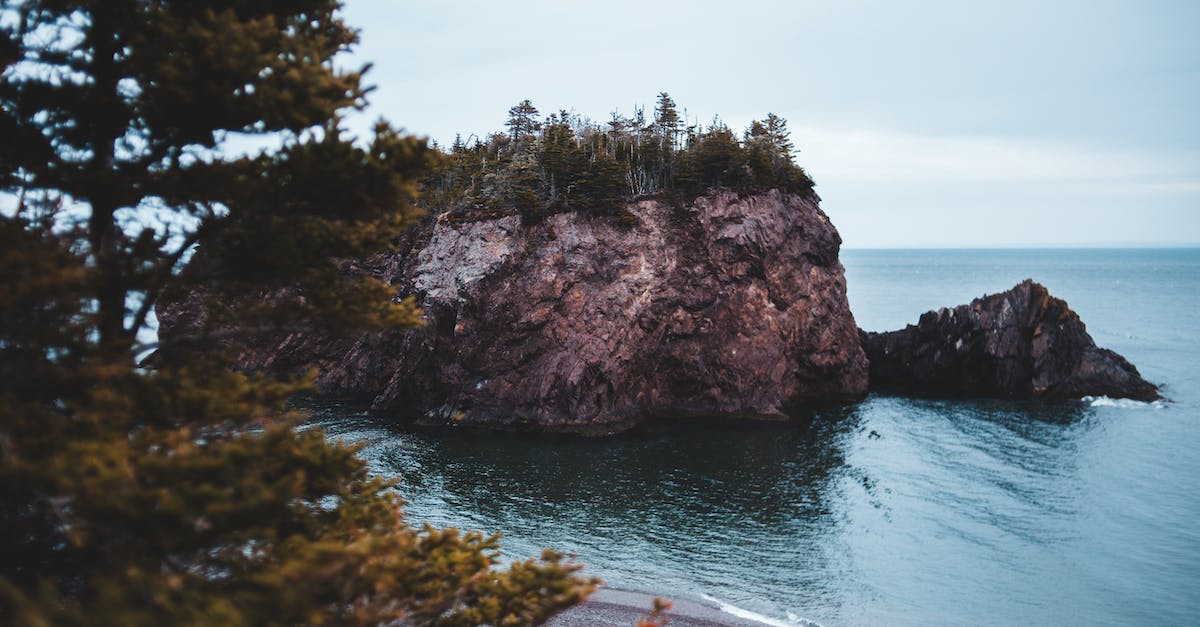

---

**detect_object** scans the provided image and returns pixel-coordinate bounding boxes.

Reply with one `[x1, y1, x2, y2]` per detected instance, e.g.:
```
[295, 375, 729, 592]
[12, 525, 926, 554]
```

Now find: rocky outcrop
[161, 190, 869, 432]
[860, 280, 1159, 401]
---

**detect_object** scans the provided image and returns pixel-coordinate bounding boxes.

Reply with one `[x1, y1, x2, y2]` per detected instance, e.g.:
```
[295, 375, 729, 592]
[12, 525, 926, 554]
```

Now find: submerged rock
[161, 190, 869, 432]
[860, 280, 1159, 401]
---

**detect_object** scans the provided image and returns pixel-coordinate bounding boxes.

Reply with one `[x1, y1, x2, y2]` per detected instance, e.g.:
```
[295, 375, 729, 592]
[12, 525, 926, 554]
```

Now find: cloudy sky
[339, 0, 1199, 248]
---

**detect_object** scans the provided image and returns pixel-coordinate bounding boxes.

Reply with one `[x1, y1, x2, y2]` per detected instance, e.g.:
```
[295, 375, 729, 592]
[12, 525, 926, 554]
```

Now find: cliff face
[860, 280, 1159, 401]
[161, 191, 869, 432]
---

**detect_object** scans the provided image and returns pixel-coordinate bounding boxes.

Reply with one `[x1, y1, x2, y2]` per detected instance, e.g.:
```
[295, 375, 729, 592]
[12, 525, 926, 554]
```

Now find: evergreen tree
[744, 119, 777, 190]
[537, 111, 579, 205]
[764, 113, 795, 159]
[437, 98, 816, 226]
[653, 92, 682, 152]
[0, 2, 594, 624]
[503, 156, 546, 225]
[574, 150, 632, 223]
[682, 123, 747, 192]
[505, 99, 541, 147]
[757, 113, 814, 195]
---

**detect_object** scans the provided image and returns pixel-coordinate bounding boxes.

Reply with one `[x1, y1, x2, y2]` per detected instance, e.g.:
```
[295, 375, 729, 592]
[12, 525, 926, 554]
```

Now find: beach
[548, 588, 778, 627]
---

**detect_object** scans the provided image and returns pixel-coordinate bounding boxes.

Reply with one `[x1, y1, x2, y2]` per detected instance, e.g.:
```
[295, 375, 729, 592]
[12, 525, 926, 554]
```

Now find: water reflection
[313, 402, 866, 621]
[309, 395, 1165, 626]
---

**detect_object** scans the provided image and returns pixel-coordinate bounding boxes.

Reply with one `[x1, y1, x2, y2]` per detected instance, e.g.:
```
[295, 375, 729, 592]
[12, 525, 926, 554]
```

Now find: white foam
[1083, 396, 1166, 409]
[699, 594, 823, 627]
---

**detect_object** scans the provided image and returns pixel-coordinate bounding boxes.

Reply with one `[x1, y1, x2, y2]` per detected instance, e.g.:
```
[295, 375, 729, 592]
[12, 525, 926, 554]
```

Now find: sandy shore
[547, 588, 777, 627]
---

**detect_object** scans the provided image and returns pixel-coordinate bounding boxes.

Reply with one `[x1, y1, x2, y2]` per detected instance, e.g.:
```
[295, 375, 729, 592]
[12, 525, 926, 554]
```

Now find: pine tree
[537, 111, 578, 205]
[577, 151, 636, 225]
[505, 99, 541, 147]
[764, 113, 795, 158]
[653, 92, 682, 152]
[757, 113, 814, 195]
[681, 122, 747, 192]
[744, 119, 777, 190]
[0, 2, 595, 624]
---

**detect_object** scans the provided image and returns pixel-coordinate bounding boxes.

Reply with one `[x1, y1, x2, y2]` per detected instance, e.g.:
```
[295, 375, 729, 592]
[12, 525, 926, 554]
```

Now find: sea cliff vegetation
[423, 95, 816, 225]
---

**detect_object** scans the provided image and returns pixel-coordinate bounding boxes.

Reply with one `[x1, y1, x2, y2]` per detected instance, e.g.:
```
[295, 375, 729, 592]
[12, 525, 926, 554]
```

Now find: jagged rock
[160, 190, 869, 432]
[860, 280, 1159, 401]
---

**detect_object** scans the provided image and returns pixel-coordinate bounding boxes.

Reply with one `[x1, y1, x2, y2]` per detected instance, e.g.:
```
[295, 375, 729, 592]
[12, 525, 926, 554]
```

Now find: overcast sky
[338, 0, 1199, 248]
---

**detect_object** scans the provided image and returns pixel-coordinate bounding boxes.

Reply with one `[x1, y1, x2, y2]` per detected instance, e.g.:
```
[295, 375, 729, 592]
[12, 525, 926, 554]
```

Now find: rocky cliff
[160, 190, 869, 432]
[860, 280, 1159, 401]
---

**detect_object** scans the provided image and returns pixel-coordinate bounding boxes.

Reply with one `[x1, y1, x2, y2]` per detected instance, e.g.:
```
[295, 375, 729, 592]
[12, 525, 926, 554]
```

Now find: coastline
[547, 588, 795, 627]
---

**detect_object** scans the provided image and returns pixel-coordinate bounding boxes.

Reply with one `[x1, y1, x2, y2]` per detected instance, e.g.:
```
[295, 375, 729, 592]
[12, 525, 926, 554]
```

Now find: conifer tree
[537, 111, 579, 205]
[0, 2, 594, 624]
[744, 119, 777, 189]
[653, 92, 682, 152]
[683, 123, 747, 191]
[439, 97, 817, 223]
[764, 113, 795, 159]
[505, 99, 541, 147]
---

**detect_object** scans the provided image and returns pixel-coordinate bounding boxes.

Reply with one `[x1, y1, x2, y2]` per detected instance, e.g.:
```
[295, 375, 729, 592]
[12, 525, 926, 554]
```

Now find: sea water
[311, 248, 1200, 626]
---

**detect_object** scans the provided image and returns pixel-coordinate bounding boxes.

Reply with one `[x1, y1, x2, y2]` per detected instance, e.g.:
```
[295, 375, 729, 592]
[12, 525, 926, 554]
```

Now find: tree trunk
[86, 6, 128, 352]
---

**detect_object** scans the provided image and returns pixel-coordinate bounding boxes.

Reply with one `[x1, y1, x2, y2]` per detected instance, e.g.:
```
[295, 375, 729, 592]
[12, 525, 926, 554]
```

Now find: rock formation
[160, 190, 869, 432]
[860, 280, 1159, 401]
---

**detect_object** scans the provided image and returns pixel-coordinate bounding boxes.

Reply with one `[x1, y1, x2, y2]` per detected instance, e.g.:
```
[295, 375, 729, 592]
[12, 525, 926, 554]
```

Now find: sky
[336, 0, 1200, 248]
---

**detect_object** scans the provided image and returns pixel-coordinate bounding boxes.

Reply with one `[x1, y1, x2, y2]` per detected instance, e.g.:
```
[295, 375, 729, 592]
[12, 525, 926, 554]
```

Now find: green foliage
[427, 94, 817, 226]
[506, 99, 542, 144]
[682, 124, 745, 190]
[1, 1, 595, 624]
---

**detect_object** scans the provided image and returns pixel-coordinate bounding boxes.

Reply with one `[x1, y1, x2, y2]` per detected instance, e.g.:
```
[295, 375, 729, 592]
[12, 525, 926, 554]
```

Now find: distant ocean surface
[311, 248, 1200, 626]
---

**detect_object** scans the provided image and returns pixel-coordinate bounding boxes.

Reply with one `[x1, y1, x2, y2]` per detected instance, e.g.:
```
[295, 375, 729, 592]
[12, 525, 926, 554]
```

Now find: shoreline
[547, 588, 795, 627]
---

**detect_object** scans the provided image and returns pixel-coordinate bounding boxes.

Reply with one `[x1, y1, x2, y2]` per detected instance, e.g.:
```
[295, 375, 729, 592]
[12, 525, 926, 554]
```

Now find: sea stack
[160, 190, 870, 432]
[860, 280, 1160, 401]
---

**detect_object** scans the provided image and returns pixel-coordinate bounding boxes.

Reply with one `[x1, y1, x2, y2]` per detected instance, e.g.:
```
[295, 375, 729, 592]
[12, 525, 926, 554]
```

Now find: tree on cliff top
[427, 95, 817, 224]
[506, 99, 541, 145]
[0, 1, 594, 624]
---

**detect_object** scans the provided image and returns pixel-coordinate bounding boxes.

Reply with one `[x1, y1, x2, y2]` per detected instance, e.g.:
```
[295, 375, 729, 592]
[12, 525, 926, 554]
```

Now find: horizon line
[842, 242, 1200, 250]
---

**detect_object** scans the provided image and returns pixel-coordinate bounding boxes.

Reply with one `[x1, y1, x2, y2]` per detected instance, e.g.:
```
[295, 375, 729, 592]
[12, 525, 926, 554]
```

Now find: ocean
[310, 248, 1200, 626]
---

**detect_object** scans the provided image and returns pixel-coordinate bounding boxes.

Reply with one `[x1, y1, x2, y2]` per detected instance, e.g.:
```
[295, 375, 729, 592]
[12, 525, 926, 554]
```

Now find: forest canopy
[425, 93, 816, 225]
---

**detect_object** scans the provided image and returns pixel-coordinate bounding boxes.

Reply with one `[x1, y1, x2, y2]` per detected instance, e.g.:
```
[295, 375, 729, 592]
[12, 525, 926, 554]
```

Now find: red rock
[161, 190, 869, 432]
[860, 280, 1159, 401]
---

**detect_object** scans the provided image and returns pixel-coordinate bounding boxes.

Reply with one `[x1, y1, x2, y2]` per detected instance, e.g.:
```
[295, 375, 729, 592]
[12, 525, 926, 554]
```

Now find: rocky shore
[861, 279, 1159, 401]
[548, 589, 779, 627]
[159, 190, 1159, 430]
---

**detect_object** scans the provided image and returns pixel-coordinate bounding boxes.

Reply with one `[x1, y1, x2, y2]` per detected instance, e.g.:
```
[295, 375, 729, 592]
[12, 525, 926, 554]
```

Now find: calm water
[312, 248, 1200, 626]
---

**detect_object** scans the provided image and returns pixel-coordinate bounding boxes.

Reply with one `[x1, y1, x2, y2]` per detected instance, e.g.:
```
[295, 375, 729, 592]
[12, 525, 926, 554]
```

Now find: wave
[1083, 396, 1166, 409]
[699, 593, 823, 627]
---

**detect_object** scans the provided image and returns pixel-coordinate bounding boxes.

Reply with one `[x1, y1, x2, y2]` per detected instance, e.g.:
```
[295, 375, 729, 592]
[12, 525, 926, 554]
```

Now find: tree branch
[127, 222, 209, 336]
